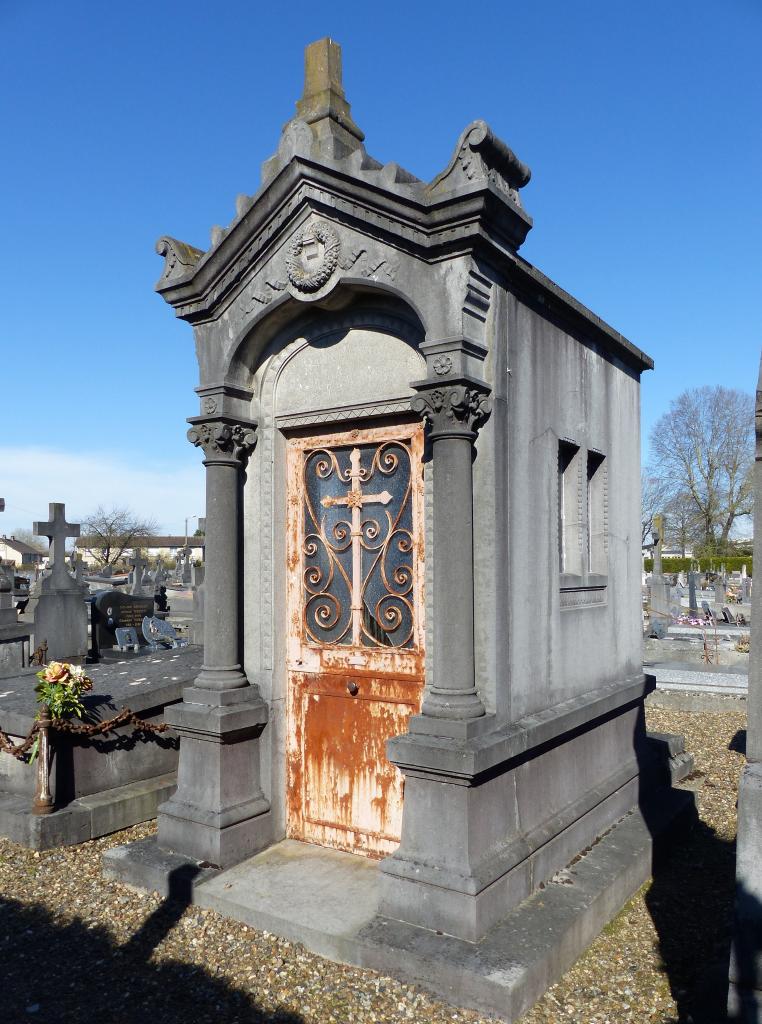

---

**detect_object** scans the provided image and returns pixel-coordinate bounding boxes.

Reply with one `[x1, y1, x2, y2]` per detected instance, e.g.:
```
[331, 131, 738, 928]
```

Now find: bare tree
[79, 506, 158, 568]
[641, 469, 671, 547]
[649, 386, 754, 554]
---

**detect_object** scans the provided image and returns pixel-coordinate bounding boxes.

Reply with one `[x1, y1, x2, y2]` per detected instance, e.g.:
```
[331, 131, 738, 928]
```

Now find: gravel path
[0, 707, 746, 1023]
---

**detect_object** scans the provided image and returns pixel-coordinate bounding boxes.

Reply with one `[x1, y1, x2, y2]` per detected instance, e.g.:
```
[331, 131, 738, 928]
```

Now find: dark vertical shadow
[635, 708, 758, 1023]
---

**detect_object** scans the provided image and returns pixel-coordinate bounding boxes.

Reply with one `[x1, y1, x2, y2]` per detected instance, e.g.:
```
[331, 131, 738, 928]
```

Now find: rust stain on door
[286, 422, 425, 859]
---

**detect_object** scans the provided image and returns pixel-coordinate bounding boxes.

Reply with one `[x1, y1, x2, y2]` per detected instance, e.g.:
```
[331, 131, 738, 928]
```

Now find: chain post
[32, 702, 54, 815]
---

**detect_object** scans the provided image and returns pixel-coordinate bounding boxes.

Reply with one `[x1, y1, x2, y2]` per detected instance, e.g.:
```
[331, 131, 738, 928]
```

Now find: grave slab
[0, 645, 202, 848]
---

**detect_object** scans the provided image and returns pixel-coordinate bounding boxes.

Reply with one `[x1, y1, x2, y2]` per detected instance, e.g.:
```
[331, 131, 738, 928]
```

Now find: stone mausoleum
[109, 39, 686, 1019]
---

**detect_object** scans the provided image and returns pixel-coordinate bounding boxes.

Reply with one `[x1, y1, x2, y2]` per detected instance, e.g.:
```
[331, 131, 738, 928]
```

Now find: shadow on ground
[2, 867, 304, 1024]
[641, 721, 753, 1023]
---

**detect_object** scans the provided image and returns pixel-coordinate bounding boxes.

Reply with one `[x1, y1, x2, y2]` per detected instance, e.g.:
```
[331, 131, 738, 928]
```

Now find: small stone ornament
[286, 222, 341, 293]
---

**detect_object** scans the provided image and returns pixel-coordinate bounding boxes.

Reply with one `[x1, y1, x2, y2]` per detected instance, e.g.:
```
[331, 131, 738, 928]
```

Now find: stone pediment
[154, 39, 533, 317]
[154, 39, 651, 377]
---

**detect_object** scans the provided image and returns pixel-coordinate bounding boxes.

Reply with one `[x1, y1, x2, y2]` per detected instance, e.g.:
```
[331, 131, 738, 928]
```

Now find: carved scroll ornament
[411, 383, 492, 438]
[187, 419, 257, 464]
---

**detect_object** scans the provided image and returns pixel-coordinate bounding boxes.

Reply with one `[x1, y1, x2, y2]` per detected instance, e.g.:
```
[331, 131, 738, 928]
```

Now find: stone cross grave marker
[32, 502, 87, 662]
[34, 503, 80, 588]
[129, 551, 147, 596]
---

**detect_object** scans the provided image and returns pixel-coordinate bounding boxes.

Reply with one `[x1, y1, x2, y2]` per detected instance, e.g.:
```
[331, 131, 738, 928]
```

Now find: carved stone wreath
[286, 222, 341, 293]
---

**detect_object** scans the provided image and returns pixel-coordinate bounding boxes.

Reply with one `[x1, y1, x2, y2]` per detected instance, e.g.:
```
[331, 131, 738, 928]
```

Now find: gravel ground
[0, 707, 746, 1023]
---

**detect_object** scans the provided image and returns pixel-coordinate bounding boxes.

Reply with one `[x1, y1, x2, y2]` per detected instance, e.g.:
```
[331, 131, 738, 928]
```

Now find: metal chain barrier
[0, 708, 170, 761]
[0, 723, 40, 759]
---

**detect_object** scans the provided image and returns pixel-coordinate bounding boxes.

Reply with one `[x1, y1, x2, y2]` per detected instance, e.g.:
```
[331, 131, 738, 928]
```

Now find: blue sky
[1, 0, 760, 534]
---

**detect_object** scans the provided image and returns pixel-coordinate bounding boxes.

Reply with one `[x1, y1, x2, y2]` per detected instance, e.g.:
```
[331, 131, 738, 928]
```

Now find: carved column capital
[411, 380, 492, 439]
[187, 417, 257, 466]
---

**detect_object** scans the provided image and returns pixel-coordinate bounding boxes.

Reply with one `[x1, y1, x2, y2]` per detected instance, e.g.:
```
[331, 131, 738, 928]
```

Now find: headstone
[701, 600, 715, 623]
[742, 564, 748, 579]
[129, 551, 147, 596]
[90, 589, 155, 657]
[181, 546, 192, 586]
[32, 503, 88, 663]
[743, 578, 752, 603]
[153, 559, 167, 589]
[0, 558, 31, 674]
[714, 581, 725, 606]
[648, 514, 671, 635]
[688, 571, 699, 615]
[141, 615, 187, 650]
[722, 606, 738, 626]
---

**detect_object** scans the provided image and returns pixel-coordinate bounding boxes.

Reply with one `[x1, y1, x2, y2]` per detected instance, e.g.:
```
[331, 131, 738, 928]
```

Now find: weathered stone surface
[729, 352, 762, 1020]
[32, 503, 87, 663]
[114, 35, 690, 1018]
[0, 647, 202, 847]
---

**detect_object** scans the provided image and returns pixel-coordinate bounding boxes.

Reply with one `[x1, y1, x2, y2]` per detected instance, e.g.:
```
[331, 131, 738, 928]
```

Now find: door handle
[346, 681, 359, 696]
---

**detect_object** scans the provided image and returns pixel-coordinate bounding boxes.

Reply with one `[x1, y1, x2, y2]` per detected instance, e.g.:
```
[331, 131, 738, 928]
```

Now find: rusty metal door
[286, 422, 425, 859]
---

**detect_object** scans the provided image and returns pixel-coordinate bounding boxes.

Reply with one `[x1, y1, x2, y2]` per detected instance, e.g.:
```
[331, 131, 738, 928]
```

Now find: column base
[420, 686, 487, 721]
[159, 801, 272, 869]
[157, 691, 272, 870]
[193, 664, 249, 691]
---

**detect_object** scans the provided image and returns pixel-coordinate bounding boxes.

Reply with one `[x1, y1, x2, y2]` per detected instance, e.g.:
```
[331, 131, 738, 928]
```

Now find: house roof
[0, 535, 46, 556]
[76, 535, 205, 550]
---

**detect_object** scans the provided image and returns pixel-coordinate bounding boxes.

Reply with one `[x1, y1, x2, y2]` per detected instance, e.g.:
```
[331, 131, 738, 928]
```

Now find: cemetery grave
[98, 38, 696, 1022]
[88, 588, 157, 660]
[0, 31, 758, 1024]
[0, 645, 201, 849]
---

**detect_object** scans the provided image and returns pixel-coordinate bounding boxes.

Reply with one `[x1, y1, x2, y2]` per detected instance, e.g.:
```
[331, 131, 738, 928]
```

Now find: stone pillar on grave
[156, 415, 271, 868]
[32, 503, 87, 664]
[380, 364, 497, 940]
[181, 546, 192, 587]
[688, 571, 699, 616]
[729, 353, 762, 1020]
[648, 513, 671, 638]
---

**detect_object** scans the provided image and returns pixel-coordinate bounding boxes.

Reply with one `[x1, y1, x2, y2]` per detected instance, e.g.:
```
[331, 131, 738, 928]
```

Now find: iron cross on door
[286, 423, 425, 859]
[319, 447, 392, 647]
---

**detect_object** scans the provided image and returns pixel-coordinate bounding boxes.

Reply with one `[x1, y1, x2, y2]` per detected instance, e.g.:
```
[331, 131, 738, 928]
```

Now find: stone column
[728, 353, 762, 1020]
[380, 375, 495, 940]
[156, 415, 272, 868]
[186, 418, 256, 690]
[410, 379, 491, 723]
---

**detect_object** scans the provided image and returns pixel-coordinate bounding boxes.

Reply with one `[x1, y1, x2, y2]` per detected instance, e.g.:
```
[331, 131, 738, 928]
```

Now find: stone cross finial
[296, 37, 364, 144]
[34, 503, 80, 588]
[129, 550, 146, 595]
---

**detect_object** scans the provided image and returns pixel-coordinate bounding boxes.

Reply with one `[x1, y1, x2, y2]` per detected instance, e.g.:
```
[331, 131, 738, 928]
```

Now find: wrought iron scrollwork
[301, 440, 416, 649]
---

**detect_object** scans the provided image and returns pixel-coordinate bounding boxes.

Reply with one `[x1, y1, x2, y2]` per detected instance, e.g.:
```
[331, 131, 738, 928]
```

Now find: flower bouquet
[29, 662, 93, 761]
